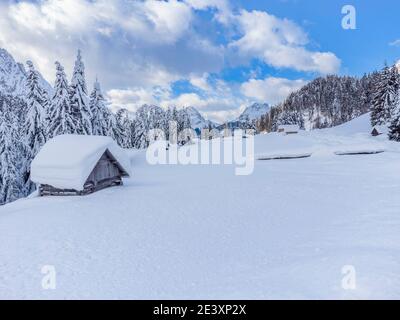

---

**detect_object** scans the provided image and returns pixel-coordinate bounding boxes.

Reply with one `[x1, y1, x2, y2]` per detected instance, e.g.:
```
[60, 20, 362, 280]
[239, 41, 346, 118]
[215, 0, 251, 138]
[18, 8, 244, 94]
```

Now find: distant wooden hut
[278, 125, 300, 135]
[371, 125, 387, 137]
[31, 135, 131, 196]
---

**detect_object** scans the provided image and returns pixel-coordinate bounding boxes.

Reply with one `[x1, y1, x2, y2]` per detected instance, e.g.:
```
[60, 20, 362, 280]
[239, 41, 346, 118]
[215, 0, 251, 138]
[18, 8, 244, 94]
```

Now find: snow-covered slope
[323, 112, 372, 135]
[238, 102, 269, 121]
[185, 106, 219, 130]
[253, 112, 393, 159]
[0, 48, 52, 98]
[1, 114, 400, 299]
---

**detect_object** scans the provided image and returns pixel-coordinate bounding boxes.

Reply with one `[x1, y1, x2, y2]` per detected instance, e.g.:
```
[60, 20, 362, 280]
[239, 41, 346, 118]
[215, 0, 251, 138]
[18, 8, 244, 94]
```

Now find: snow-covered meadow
[1, 114, 400, 299]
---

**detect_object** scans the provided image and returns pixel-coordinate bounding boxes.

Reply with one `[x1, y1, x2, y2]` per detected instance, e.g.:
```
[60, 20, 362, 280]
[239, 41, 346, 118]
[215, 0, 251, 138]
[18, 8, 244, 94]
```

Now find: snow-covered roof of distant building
[278, 125, 300, 132]
[31, 135, 131, 191]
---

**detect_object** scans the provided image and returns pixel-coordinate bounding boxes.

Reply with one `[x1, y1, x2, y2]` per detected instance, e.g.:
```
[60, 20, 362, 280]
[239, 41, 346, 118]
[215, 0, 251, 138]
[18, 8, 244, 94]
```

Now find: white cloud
[0, 1, 340, 122]
[163, 93, 207, 109]
[189, 73, 212, 92]
[141, 0, 193, 44]
[206, 109, 242, 123]
[230, 10, 341, 74]
[161, 78, 251, 122]
[241, 77, 307, 105]
[107, 88, 160, 111]
[184, 0, 232, 24]
[6, 0, 192, 44]
[0, 0, 222, 89]
[389, 39, 400, 47]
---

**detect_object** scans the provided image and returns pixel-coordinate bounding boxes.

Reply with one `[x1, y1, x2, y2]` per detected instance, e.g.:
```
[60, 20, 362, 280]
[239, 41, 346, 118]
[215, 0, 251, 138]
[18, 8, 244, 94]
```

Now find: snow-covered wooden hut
[278, 125, 299, 135]
[371, 125, 388, 137]
[31, 135, 131, 196]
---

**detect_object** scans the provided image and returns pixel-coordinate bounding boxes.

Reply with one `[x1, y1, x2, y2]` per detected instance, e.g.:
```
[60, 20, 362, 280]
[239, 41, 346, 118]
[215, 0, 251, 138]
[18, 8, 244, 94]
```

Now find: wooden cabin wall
[86, 152, 122, 185]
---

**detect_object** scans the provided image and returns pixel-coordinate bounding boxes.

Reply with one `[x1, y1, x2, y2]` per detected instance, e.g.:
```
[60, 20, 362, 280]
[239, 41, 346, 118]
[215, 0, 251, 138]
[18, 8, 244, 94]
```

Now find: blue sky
[0, 0, 399, 122]
[240, 0, 400, 76]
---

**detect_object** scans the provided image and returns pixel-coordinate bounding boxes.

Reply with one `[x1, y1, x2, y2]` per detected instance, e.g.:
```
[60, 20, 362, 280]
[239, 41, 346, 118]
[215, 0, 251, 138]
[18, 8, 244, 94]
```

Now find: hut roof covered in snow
[31, 135, 131, 191]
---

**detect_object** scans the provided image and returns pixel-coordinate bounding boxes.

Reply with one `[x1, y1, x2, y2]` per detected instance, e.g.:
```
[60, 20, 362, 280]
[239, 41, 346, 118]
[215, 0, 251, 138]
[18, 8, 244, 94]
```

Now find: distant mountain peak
[185, 106, 219, 130]
[238, 102, 269, 121]
[0, 47, 52, 98]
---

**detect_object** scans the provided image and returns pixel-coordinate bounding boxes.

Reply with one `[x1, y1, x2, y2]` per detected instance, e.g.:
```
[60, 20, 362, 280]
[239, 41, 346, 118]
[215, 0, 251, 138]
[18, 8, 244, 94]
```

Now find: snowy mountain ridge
[185, 106, 219, 130]
[0, 48, 52, 98]
[215, 102, 270, 130]
[238, 102, 270, 122]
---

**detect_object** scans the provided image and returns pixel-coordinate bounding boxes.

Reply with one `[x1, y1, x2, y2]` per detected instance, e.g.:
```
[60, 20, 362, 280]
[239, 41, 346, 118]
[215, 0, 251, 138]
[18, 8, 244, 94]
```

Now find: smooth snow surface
[31, 135, 131, 190]
[2, 114, 400, 299]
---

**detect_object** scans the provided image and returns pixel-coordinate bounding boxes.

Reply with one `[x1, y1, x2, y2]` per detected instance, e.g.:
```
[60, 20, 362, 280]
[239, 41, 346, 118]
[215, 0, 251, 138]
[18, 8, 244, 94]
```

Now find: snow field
[1, 114, 400, 299]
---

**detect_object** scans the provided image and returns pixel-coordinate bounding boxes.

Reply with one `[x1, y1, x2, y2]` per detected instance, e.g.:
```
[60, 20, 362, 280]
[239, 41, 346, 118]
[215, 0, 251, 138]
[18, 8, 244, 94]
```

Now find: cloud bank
[0, 0, 341, 122]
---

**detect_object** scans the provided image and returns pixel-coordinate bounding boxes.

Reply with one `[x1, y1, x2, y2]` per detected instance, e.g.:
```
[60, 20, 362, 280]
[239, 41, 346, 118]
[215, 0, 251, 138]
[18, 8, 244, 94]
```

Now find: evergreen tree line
[0, 50, 192, 205]
[256, 63, 400, 141]
[256, 72, 381, 132]
[369, 64, 400, 141]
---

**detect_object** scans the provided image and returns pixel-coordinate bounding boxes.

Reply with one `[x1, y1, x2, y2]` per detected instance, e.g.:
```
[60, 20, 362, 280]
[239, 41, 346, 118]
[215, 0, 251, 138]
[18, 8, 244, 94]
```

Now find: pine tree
[115, 108, 131, 148]
[389, 65, 400, 119]
[0, 107, 26, 205]
[48, 61, 77, 138]
[178, 108, 191, 131]
[132, 106, 151, 149]
[102, 103, 125, 145]
[106, 112, 118, 141]
[164, 107, 172, 140]
[371, 64, 397, 126]
[177, 108, 192, 145]
[90, 78, 109, 136]
[24, 61, 47, 161]
[389, 83, 400, 141]
[70, 50, 92, 135]
[130, 104, 167, 148]
[39, 88, 51, 141]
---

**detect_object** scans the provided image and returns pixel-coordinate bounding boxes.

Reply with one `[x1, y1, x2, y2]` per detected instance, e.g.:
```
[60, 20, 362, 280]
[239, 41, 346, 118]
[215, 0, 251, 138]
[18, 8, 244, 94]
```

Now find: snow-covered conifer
[24, 61, 47, 160]
[70, 50, 92, 135]
[90, 78, 109, 136]
[0, 107, 26, 205]
[48, 61, 77, 138]
[115, 108, 132, 148]
[389, 83, 400, 141]
[371, 65, 398, 126]
[176, 108, 192, 145]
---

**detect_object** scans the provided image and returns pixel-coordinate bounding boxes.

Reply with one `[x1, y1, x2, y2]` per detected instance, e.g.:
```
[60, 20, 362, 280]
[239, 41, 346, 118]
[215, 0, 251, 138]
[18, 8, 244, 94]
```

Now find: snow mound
[31, 135, 131, 191]
[334, 148, 385, 156]
[257, 152, 312, 160]
[323, 113, 372, 135]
